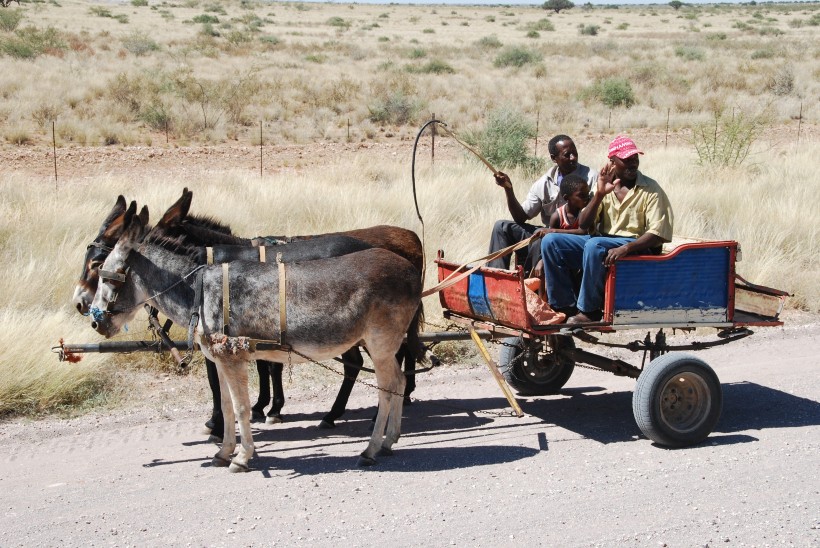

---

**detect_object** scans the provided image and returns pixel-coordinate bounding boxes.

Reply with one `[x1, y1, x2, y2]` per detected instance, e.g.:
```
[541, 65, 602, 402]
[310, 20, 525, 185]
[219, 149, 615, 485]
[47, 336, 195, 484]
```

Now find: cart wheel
[498, 336, 575, 396]
[633, 353, 722, 447]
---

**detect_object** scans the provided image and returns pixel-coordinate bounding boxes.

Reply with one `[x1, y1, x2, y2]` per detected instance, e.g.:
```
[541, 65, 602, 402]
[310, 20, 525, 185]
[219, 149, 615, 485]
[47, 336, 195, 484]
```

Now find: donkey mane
[145, 231, 206, 263]
[184, 213, 233, 235]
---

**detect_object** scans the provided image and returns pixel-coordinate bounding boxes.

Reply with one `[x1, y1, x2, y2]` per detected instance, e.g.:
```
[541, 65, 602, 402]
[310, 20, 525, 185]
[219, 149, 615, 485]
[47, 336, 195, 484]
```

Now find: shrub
[526, 30, 540, 38]
[193, 14, 219, 24]
[368, 91, 422, 125]
[326, 17, 350, 29]
[692, 108, 768, 167]
[122, 31, 159, 56]
[674, 45, 705, 61]
[493, 46, 541, 68]
[4, 127, 32, 145]
[765, 66, 794, 96]
[580, 78, 635, 108]
[0, 26, 66, 59]
[475, 34, 502, 49]
[528, 18, 555, 31]
[750, 47, 774, 59]
[579, 24, 600, 35]
[131, 0, 149, 6]
[462, 106, 545, 175]
[408, 47, 426, 59]
[417, 59, 455, 74]
[0, 9, 24, 32]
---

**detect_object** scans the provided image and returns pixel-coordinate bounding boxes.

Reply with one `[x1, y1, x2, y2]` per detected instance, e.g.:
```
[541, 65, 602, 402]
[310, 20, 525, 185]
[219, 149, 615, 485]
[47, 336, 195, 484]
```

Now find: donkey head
[73, 196, 133, 315]
[89, 207, 150, 338]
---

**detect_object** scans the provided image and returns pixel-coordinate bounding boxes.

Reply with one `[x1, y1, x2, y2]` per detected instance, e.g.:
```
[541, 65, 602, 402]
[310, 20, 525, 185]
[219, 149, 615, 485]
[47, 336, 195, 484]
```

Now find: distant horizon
[279, 0, 807, 5]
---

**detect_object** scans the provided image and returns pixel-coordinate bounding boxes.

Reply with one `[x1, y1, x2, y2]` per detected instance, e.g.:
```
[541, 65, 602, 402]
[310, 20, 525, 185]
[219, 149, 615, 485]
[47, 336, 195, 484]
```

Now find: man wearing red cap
[540, 135, 673, 324]
[487, 134, 597, 274]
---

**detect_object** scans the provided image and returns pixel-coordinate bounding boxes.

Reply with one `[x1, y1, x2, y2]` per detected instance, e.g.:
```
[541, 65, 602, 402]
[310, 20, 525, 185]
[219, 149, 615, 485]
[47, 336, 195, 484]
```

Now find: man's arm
[603, 233, 665, 266]
[494, 171, 530, 225]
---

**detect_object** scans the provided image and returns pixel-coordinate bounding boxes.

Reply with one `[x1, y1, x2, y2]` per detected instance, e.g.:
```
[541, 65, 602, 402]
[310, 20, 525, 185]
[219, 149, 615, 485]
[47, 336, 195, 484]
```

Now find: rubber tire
[498, 336, 575, 396]
[633, 353, 722, 448]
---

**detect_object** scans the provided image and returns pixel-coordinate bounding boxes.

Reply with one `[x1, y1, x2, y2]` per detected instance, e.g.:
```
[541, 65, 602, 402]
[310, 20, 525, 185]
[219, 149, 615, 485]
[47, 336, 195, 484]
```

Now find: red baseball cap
[607, 135, 644, 159]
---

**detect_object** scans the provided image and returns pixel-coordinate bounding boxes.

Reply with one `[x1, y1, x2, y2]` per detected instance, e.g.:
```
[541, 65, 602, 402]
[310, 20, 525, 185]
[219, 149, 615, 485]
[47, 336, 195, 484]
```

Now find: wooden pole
[431, 112, 435, 164]
[347, 118, 350, 141]
[608, 111, 611, 129]
[665, 107, 670, 149]
[165, 119, 168, 145]
[259, 121, 263, 178]
[469, 327, 524, 417]
[52, 121, 57, 191]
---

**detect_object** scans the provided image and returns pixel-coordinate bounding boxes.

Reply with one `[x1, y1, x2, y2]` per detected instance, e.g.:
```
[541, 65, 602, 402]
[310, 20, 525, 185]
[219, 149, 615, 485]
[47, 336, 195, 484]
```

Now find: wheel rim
[657, 372, 712, 434]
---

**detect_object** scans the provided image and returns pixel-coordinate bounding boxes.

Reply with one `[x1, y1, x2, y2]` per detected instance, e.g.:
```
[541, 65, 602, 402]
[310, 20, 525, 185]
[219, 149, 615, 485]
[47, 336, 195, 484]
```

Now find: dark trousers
[487, 219, 542, 271]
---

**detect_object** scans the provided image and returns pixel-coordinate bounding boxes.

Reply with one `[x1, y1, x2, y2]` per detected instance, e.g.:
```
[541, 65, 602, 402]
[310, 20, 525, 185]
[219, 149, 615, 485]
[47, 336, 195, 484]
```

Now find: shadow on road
[147, 381, 819, 474]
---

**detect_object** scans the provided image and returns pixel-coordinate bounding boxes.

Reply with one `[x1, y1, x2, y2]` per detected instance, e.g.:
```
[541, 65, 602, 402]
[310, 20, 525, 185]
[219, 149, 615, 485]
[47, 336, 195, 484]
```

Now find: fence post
[608, 111, 611, 130]
[534, 108, 540, 157]
[347, 118, 350, 141]
[665, 108, 670, 149]
[431, 112, 436, 164]
[797, 101, 803, 148]
[259, 121, 263, 178]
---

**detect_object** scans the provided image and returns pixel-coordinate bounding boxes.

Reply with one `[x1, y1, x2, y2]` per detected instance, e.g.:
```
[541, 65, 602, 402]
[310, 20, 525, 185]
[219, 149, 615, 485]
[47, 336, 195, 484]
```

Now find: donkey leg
[205, 359, 224, 441]
[266, 362, 285, 424]
[358, 351, 403, 466]
[251, 360, 271, 423]
[319, 348, 362, 429]
[220, 357, 255, 473]
[212, 361, 236, 468]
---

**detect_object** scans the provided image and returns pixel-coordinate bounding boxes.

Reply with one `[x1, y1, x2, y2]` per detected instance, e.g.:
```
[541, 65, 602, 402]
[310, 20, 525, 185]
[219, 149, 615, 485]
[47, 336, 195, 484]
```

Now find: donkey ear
[157, 191, 192, 230]
[101, 200, 137, 242]
[97, 195, 128, 235]
[137, 205, 149, 226]
[118, 212, 147, 254]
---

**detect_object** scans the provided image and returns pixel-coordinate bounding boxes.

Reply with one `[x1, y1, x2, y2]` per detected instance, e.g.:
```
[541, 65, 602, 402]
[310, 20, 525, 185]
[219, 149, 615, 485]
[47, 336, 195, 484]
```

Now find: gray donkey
[89, 207, 422, 472]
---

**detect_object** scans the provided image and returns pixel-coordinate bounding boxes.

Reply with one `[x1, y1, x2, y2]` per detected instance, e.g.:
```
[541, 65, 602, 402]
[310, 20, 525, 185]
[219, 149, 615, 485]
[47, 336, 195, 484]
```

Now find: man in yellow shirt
[540, 136, 673, 324]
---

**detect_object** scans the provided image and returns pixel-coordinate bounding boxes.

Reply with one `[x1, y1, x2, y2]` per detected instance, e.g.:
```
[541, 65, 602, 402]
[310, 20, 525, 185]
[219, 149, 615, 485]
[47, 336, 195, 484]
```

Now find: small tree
[542, 0, 575, 14]
[669, 1, 684, 10]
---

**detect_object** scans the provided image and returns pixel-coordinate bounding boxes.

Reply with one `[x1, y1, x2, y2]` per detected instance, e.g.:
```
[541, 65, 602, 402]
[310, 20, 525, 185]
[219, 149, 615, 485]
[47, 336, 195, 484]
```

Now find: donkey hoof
[212, 455, 231, 468]
[377, 447, 394, 457]
[251, 410, 266, 423]
[208, 435, 223, 444]
[228, 461, 250, 473]
[357, 453, 377, 467]
[265, 414, 283, 425]
[318, 419, 336, 430]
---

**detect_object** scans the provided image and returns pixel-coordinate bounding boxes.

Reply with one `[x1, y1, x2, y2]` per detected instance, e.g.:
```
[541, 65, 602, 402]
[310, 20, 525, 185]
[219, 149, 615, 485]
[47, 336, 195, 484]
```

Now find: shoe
[567, 310, 603, 324]
[554, 305, 578, 318]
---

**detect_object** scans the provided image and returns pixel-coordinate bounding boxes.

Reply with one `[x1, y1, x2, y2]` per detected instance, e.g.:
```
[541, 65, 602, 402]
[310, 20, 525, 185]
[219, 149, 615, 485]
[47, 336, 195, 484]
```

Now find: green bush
[0, 26, 66, 59]
[493, 46, 541, 68]
[751, 47, 774, 59]
[580, 78, 635, 108]
[462, 106, 545, 176]
[526, 30, 540, 38]
[131, 0, 149, 6]
[692, 108, 767, 167]
[417, 59, 455, 74]
[0, 9, 24, 32]
[193, 14, 219, 24]
[527, 18, 555, 31]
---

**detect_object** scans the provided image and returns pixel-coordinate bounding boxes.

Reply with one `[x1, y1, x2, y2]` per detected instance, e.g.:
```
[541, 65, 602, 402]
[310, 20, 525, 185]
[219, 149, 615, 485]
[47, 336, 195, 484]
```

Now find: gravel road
[1, 313, 818, 547]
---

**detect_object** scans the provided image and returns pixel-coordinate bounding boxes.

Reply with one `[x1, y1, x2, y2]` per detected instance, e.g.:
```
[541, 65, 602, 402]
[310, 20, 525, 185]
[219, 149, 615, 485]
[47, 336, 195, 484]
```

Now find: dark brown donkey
[89, 208, 422, 471]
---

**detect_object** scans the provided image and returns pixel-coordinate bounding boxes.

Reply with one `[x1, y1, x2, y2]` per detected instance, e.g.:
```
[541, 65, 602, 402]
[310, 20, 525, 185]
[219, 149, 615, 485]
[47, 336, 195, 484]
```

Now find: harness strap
[222, 262, 230, 334]
[259, 246, 266, 263]
[98, 269, 127, 283]
[206, 247, 214, 265]
[277, 252, 286, 344]
[187, 269, 204, 352]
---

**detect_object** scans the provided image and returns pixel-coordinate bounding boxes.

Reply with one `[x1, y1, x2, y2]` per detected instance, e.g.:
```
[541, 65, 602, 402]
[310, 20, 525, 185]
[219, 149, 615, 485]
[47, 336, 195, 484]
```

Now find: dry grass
[1, 137, 818, 416]
[1, 0, 818, 417]
[0, 1, 816, 146]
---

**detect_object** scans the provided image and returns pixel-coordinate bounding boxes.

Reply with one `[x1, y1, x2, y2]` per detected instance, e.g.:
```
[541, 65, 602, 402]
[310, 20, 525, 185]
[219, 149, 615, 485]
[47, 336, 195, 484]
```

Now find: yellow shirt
[594, 172, 674, 241]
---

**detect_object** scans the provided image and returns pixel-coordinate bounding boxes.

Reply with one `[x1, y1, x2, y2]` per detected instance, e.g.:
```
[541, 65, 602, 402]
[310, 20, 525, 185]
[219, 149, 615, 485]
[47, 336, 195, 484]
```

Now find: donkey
[162, 192, 425, 430]
[73, 194, 424, 435]
[89, 209, 421, 471]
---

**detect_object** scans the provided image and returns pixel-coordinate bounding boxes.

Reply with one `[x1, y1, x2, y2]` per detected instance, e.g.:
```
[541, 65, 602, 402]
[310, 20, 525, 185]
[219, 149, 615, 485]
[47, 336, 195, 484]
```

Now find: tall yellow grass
[0, 138, 817, 416]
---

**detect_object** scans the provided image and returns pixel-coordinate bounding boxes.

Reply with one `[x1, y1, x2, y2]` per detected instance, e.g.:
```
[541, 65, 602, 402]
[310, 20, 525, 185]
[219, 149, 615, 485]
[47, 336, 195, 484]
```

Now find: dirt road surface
[1, 312, 818, 547]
